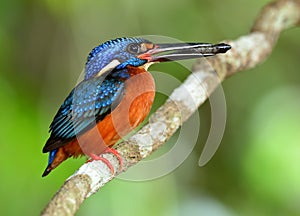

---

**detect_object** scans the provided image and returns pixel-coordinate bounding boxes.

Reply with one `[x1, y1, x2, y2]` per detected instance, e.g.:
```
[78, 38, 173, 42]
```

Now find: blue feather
[48, 77, 125, 141]
[48, 149, 58, 165]
[85, 37, 150, 79]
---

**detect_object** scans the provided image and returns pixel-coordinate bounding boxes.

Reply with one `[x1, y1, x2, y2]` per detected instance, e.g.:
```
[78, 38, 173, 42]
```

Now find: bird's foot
[87, 153, 115, 174]
[102, 148, 123, 171]
[86, 148, 123, 174]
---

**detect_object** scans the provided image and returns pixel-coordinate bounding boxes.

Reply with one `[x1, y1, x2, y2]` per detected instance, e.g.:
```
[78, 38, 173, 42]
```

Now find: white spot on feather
[96, 59, 121, 77]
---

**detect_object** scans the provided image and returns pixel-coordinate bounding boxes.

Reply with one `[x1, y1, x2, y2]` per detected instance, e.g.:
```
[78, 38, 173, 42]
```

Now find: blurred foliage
[0, 0, 300, 215]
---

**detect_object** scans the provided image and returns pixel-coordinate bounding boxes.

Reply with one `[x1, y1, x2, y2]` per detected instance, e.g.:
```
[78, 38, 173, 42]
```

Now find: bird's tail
[42, 149, 63, 177]
[42, 165, 52, 177]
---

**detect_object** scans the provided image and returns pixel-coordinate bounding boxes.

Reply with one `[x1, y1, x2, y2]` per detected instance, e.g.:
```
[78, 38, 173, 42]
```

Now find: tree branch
[41, 0, 300, 215]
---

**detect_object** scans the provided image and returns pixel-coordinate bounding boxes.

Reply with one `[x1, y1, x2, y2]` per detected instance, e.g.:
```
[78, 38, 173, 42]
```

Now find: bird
[42, 37, 231, 177]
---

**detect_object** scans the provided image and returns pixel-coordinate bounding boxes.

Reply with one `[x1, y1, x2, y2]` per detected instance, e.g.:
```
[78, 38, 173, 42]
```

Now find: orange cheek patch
[145, 43, 155, 49]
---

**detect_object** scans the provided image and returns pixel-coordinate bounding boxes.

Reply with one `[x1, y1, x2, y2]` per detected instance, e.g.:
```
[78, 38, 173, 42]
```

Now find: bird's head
[84, 37, 231, 80]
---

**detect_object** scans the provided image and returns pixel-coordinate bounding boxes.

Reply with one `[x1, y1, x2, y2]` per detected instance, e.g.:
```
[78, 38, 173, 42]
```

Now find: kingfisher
[42, 37, 231, 177]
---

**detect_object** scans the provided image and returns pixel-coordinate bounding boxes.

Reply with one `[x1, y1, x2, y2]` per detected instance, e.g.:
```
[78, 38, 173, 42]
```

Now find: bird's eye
[127, 43, 140, 54]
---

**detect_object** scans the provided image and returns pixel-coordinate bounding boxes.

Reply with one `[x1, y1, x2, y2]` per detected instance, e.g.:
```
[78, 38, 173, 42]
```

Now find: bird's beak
[138, 42, 231, 63]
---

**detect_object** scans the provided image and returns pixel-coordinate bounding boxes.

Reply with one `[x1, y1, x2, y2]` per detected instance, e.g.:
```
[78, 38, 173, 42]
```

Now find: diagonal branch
[41, 0, 300, 215]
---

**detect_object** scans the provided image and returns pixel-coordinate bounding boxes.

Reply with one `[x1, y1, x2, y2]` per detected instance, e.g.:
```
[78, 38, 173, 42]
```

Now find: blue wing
[43, 77, 125, 153]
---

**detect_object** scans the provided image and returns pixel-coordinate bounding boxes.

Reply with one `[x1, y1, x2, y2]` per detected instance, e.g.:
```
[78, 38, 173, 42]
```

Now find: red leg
[87, 153, 115, 174]
[102, 147, 123, 170]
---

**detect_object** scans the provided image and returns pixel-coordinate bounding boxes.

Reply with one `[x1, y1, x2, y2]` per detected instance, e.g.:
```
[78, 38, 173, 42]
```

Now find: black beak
[138, 42, 231, 62]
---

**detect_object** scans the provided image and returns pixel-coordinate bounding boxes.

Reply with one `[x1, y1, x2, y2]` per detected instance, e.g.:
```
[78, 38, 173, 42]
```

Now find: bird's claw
[86, 148, 123, 174]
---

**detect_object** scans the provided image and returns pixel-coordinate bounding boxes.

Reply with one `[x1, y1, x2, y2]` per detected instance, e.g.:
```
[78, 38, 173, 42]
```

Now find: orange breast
[62, 67, 155, 158]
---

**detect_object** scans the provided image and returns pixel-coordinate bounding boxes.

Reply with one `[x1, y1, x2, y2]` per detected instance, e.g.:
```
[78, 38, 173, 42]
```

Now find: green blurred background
[1, 0, 300, 215]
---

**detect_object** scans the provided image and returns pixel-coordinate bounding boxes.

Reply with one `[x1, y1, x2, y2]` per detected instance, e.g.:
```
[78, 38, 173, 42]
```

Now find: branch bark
[41, 0, 300, 215]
